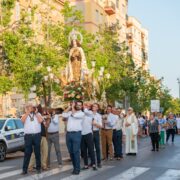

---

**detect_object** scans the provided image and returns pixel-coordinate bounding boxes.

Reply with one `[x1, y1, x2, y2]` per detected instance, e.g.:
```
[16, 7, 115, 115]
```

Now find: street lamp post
[44, 66, 55, 108]
[44, 66, 60, 108]
[98, 67, 110, 106]
[177, 78, 180, 99]
[91, 60, 96, 101]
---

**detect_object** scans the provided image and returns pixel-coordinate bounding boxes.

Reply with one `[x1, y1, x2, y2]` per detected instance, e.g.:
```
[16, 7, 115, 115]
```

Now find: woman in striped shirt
[166, 113, 176, 143]
[147, 114, 160, 152]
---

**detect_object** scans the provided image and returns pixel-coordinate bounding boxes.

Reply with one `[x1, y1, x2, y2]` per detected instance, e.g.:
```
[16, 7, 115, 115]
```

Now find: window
[116, 19, 120, 25]
[116, 0, 119, 8]
[15, 119, 24, 129]
[0, 120, 6, 130]
[6, 120, 16, 131]
[122, 4, 126, 17]
[95, 10, 99, 22]
[100, 13, 104, 24]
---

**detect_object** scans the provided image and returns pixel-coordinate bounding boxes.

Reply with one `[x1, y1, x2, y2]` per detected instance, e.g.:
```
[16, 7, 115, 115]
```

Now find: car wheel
[0, 143, 6, 162]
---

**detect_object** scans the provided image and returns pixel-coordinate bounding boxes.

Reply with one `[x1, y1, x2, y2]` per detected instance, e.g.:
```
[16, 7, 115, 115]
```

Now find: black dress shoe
[72, 171, 80, 175]
[21, 171, 27, 175]
[93, 166, 97, 171]
[82, 167, 89, 170]
[97, 164, 102, 168]
[151, 149, 155, 151]
[37, 170, 41, 174]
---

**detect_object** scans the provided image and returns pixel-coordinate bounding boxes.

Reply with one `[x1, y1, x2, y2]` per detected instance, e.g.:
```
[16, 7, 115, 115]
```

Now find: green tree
[0, 76, 13, 94]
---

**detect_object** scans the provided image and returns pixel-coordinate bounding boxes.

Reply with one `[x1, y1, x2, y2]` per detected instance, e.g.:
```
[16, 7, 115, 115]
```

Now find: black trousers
[112, 129, 117, 157]
[150, 132, 159, 150]
[166, 129, 175, 142]
[93, 131, 101, 165]
[81, 133, 96, 166]
[116, 130, 123, 157]
[23, 133, 41, 172]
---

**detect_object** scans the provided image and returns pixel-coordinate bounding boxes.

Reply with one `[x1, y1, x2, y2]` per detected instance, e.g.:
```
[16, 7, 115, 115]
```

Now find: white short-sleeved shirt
[62, 111, 85, 132]
[84, 109, 102, 131]
[48, 114, 59, 133]
[82, 115, 93, 135]
[115, 116, 124, 130]
[23, 113, 41, 134]
[103, 113, 118, 130]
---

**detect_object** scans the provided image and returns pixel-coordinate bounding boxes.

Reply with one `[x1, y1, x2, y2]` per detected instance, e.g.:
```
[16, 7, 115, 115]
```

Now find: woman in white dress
[123, 107, 138, 155]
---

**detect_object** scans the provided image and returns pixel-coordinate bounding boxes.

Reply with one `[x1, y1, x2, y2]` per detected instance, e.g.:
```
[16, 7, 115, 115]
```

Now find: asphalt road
[1, 134, 180, 180]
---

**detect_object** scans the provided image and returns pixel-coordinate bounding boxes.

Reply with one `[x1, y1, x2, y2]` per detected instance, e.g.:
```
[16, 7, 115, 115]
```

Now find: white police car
[0, 118, 24, 162]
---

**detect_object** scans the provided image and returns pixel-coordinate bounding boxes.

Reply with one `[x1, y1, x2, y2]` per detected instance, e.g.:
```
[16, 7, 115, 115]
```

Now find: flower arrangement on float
[63, 81, 84, 102]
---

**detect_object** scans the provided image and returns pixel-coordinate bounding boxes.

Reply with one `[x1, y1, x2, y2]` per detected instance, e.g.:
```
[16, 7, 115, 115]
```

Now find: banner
[151, 100, 160, 112]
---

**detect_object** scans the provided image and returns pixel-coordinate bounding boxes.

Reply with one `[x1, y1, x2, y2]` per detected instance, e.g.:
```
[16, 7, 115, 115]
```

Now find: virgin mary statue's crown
[68, 28, 83, 44]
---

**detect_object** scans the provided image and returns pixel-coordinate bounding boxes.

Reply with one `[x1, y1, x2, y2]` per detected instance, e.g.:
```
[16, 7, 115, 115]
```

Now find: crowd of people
[20, 101, 178, 176]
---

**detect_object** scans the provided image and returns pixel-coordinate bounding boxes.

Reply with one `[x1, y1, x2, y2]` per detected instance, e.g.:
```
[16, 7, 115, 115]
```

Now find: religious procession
[1, 0, 180, 180]
[18, 29, 178, 176]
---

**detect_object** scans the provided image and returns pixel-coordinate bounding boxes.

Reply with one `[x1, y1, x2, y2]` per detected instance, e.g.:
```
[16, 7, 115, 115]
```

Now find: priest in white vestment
[123, 107, 138, 155]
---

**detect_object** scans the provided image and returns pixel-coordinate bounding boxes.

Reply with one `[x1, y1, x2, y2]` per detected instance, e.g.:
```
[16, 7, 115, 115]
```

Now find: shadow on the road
[5, 152, 24, 161]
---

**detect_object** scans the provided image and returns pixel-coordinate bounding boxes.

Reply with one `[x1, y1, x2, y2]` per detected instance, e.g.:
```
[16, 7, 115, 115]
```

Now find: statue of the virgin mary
[65, 29, 88, 82]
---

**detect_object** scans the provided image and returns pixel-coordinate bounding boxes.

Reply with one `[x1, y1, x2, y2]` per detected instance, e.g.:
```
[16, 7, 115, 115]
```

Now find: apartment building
[70, 0, 128, 42]
[127, 16, 149, 70]
[0, 0, 149, 116]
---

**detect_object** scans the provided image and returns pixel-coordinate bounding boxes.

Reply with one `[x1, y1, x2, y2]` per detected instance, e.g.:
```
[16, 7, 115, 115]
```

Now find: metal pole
[179, 82, 180, 100]
[177, 78, 180, 99]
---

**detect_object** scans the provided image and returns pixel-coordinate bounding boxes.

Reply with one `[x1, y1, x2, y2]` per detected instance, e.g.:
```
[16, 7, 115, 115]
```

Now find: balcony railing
[126, 33, 133, 43]
[104, 1, 116, 15]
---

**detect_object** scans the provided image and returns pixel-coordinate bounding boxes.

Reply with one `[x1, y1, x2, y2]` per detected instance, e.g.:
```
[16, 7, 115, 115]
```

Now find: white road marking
[109, 167, 150, 180]
[61, 166, 114, 180]
[0, 169, 22, 180]
[0, 166, 14, 171]
[18, 165, 72, 180]
[156, 169, 180, 180]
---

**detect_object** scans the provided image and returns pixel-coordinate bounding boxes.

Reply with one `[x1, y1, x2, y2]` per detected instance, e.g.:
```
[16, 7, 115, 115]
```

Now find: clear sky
[128, 0, 180, 98]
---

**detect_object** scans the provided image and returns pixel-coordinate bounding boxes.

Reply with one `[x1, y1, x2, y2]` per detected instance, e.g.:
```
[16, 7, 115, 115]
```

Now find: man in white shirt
[91, 103, 102, 167]
[114, 108, 124, 160]
[62, 101, 84, 175]
[84, 103, 103, 167]
[47, 109, 62, 168]
[81, 104, 97, 171]
[21, 104, 43, 175]
[112, 107, 119, 158]
[101, 105, 118, 160]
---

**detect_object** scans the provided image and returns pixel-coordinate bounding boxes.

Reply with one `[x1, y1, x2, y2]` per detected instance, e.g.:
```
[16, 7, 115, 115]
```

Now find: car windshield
[0, 119, 6, 130]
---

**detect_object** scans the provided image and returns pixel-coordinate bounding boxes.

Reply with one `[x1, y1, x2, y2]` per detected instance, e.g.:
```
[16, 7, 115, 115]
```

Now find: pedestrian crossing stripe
[18, 165, 72, 180]
[156, 169, 180, 180]
[108, 167, 150, 180]
[1, 165, 180, 180]
[0, 169, 22, 180]
[0, 166, 14, 172]
[61, 165, 114, 180]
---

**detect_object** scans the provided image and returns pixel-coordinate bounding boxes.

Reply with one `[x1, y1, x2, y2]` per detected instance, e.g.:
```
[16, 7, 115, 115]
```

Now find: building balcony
[56, 0, 65, 4]
[104, 1, 116, 15]
[126, 33, 133, 43]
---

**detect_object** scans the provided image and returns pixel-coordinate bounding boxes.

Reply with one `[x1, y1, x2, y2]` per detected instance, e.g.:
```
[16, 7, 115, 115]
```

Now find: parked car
[0, 118, 24, 162]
